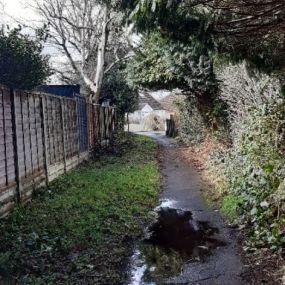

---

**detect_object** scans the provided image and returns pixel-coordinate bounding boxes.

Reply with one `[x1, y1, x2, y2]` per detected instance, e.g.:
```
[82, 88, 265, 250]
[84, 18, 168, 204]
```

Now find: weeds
[0, 134, 160, 285]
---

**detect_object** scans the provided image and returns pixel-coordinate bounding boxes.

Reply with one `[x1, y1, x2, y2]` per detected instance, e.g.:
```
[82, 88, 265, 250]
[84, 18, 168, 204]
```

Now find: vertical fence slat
[60, 99, 67, 172]
[75, 98, 80, 159]
[27, 93, 34, 181]
[19, 92, 27, 178]
[40, 96, 49, 186]
[10, 89, 22, 202]
[51, 98, 56, 163]
[46, 97, 51, 164]
[1, 89, 8, 186]
[33, 95, 40, 171]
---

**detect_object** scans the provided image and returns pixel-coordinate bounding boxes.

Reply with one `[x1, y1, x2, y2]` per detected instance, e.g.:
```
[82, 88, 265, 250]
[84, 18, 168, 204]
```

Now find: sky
[1, 0, 39, 26]
[1, 0, 67, 83]
[0, 0, 152, 86]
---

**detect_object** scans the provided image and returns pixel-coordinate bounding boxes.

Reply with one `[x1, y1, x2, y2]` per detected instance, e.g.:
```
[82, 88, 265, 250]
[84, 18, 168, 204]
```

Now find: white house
[127, 91, 182, 132]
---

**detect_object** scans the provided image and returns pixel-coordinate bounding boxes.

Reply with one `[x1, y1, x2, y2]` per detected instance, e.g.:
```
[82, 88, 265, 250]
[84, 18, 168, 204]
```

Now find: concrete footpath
[129, 132, 244, 285]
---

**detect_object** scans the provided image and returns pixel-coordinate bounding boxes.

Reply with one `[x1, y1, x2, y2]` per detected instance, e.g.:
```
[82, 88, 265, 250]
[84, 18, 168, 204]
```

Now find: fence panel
[86, 104, 116, 150]
[13, 90, 46, 203]
[87, 102, 95, 149]
[0, 85, 116, 217]
[75, 94, 88, 152]
[0, 87, 16, 189]
[45, 95, 63, 165]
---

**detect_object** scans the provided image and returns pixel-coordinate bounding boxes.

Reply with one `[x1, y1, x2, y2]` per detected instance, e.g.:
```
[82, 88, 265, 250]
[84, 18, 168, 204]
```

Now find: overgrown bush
[101, 65, 138, 130]
[212, 99, 285, 249]
[217, 61, 282, 134]
[178, 94, 229, 145]
[178, 98, 207, 144]
[0, 27, 50, 90]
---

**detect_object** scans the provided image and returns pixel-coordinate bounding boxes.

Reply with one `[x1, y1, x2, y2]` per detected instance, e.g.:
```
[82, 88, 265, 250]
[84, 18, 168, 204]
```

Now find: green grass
[0, 134, 160, 285]
[220, 194, 243, 224]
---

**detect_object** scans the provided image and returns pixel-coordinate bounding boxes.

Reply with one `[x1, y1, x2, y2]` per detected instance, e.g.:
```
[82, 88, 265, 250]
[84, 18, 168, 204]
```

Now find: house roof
[138, 92, 163, 111]
[159, 94, 185, 112]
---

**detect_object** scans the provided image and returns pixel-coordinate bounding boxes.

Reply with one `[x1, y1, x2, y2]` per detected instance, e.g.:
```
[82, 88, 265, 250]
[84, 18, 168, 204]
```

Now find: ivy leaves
[216, 102, 285, 249]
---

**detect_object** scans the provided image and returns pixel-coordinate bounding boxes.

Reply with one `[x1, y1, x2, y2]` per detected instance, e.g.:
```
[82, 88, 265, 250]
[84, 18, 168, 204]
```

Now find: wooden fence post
[74, 98, 80, 160]
[104, 107, 107, 147]
[10, 89, 22, 203]
[166, 119, 169, 137]
[40, 96, 49, 186]
[60, 99, 67, 172]
[112, 108, 116, 138]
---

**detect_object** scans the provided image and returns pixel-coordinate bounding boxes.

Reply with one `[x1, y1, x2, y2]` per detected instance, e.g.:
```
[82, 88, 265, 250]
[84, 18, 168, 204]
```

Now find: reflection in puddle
[129, 207, 226, 285]
[155, 199, 177, 210]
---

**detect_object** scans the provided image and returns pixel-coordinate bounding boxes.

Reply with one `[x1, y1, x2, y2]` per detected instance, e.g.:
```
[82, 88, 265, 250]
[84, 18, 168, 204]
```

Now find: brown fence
[0, 86, 116, 217]
[87, 103, 116, 150]
[166, 115, 177, 138]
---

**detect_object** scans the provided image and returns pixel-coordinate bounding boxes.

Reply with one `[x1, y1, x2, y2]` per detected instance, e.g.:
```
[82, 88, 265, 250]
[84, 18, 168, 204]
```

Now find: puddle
[155, 199, 177, 210]
[129, 207, 226, 285]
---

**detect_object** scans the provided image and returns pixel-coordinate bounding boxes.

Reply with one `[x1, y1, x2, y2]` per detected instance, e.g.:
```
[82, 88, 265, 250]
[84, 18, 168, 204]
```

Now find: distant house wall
[127, 92, 177, 132]
[128, 109, 171, 132]
[129, 104, 155, 123]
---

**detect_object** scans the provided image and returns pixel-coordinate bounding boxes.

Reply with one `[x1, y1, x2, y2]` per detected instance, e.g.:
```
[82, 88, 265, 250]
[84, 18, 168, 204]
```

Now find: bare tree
[35, 0, 129, 103]
[209, 0, 285, 36]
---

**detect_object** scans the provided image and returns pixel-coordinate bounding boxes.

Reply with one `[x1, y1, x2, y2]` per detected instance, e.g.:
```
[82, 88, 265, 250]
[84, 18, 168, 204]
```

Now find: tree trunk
[92, 5, 109, 104]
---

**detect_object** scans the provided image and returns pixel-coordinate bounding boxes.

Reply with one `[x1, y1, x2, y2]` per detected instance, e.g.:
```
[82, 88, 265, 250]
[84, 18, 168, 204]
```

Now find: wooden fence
[86, 103, 116, 150]
[0, 85, 116, 217]
[166, 115, 177, 138]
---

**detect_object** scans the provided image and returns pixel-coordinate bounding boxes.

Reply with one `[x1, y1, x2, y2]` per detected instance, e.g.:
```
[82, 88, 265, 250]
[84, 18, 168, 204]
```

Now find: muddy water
[129, 201, 226, 285]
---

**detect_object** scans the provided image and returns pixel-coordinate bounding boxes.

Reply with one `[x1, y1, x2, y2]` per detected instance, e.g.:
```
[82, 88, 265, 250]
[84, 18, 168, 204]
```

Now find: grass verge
[0, 134, 160, 285]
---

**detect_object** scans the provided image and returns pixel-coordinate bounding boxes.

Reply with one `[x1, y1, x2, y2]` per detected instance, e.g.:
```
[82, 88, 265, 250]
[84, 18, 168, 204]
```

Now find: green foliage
[127, 32, 224, 137]
[102, 66, 138, 128]
[125, 0, 213, 43]
[281, 85, 285, 97]
[213, 101, 285, 248]
[125, 2, 231, 138]
[0, 27, 51, 90]
[0, 134, 159, 284]
[178, 95, 229, 145]
[126, 0, 285, 73]
[178, 98, 207, 144]
[127, 32, 217, 96]
[220, 195, 243, 224]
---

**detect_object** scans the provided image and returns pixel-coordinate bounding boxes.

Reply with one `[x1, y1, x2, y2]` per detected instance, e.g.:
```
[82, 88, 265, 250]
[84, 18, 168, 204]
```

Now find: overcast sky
[1, 0, 66, 84]
[1, 0, 39, 26]
[0, 0, 146, 86]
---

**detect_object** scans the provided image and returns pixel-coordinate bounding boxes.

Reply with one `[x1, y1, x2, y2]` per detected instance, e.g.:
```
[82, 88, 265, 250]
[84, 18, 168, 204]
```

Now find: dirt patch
[178, 136, 228, 202]
[241, 248, 285, 284]
[179, 137, 227, 170]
